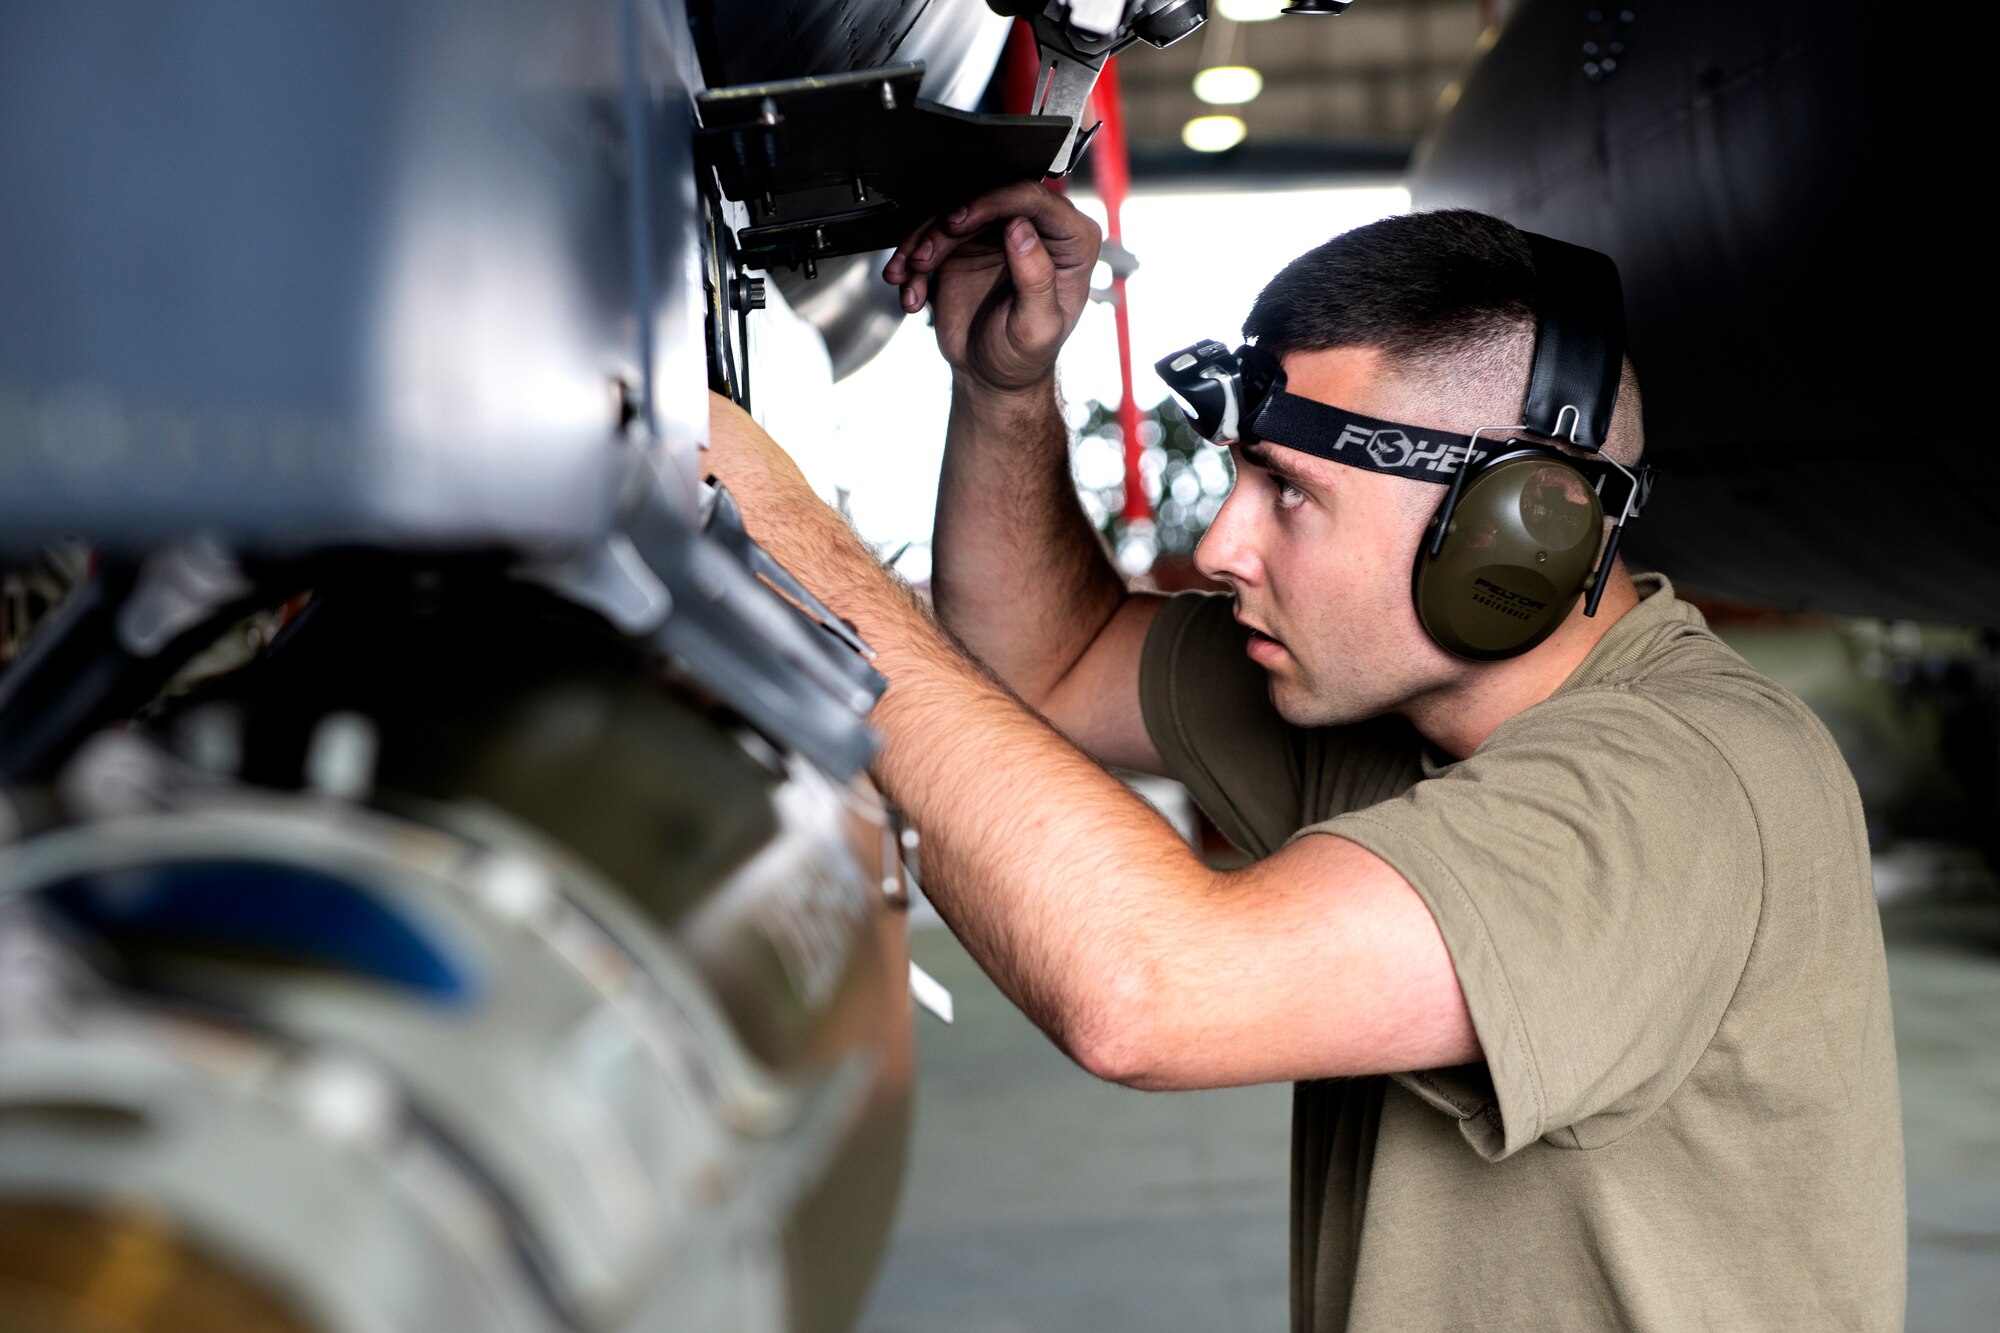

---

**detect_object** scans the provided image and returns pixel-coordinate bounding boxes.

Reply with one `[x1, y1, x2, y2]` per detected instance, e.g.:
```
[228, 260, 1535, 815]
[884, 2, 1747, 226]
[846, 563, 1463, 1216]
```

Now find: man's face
[1192, 346, 1469, 727]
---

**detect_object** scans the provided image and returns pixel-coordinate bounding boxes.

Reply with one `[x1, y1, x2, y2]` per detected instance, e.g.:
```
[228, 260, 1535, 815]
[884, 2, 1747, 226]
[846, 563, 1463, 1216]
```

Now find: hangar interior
[0, 2, 1994, 1332]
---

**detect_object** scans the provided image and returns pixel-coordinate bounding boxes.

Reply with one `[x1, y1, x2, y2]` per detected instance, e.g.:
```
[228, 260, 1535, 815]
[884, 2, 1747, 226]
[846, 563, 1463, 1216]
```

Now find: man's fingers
[884, 195, 1007, 283]
[939, 181, 1059, 237]
[881, 182, 1096, 351]
[887, 180, 1094, 281]
[940, 183, 1099, 264]
[896, 222, 991, 278]
[885, 207, 956, 286]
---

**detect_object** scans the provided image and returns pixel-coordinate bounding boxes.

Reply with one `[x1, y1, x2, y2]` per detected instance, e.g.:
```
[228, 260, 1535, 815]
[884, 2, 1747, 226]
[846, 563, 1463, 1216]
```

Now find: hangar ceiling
[1111, 1, 1491, 177]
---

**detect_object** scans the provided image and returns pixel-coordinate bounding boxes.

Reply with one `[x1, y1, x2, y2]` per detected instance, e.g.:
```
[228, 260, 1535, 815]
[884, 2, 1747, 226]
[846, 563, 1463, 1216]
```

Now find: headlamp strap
[1253, 392, 1650, 520]
[1249, 394, 1489, 485]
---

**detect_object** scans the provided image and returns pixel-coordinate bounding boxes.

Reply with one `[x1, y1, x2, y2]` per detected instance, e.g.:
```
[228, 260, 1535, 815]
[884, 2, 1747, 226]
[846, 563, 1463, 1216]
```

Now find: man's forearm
[702, 409, 1204, 1070]
[931, 376, 1128, 707]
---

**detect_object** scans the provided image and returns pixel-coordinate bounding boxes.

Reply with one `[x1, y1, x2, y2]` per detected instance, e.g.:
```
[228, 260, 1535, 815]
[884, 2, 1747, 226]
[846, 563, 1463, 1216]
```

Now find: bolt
[476, 854, 556, 923]
[305, 712, 378, 802]
[757, 96, 781, 127]
[612, 377, 641, 432]
[879, 80, 897, 111]
[179, 704, 244, 776]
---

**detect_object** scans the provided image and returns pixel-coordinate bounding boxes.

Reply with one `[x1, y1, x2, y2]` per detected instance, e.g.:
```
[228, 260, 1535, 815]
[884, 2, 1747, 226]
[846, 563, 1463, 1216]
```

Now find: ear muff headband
[1520, 233, 1625, 450]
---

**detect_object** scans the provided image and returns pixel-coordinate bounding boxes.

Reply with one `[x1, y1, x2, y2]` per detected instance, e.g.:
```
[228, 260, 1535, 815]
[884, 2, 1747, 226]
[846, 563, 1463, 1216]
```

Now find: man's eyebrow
[1239, 441, 1312, 488]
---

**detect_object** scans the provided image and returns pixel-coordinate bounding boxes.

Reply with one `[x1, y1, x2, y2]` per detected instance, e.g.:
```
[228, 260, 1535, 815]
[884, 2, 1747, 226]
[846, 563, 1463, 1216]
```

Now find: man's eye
[1276, 481, 1306, 508]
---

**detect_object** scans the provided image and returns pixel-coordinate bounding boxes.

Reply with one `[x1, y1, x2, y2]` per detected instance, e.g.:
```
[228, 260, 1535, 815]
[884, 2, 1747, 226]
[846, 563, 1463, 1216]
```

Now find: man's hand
[882, 181, 1100, 395]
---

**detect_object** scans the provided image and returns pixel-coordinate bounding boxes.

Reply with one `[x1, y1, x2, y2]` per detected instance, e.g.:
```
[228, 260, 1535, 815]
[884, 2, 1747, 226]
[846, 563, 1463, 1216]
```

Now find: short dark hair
[1243, 209, 1536, 367]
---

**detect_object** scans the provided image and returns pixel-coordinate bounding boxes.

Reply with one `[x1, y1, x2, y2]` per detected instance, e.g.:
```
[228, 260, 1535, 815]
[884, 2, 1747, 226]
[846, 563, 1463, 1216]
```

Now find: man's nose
[1194, 486, 1258, 588]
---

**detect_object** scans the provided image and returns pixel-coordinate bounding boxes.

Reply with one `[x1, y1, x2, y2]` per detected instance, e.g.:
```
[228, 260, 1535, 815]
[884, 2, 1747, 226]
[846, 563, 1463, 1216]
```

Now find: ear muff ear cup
[1413, 453, 1605, 660]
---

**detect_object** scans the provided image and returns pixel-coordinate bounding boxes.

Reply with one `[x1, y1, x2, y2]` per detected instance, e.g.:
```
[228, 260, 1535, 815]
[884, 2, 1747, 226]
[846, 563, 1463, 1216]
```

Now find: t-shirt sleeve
[1302, 689, 1765, 1161]
[1139, 591, 1306, 856]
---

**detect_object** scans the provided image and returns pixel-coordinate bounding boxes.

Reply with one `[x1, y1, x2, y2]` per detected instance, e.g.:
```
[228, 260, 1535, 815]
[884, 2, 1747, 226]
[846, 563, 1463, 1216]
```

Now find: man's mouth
[1236, 615, 1288, 662]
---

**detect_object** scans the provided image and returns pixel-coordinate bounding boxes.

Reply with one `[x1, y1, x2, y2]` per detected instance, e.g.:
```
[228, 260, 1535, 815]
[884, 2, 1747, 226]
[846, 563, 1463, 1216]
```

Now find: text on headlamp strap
[1249, 395, 1487, 484]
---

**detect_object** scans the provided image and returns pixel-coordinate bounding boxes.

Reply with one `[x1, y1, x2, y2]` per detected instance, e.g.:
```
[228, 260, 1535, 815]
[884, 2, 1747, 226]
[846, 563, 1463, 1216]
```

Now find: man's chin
[1267, 677, 1319, 727]
[1268, 676, 1386, 730]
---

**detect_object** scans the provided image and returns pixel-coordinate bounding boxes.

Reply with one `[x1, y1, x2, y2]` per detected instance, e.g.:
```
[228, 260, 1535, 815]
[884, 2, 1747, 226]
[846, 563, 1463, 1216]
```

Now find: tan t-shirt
[1140, 575, 1905, 1332]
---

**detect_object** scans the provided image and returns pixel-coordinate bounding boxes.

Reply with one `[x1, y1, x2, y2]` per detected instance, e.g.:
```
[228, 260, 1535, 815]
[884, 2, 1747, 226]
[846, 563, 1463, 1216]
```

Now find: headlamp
[1154, 340, 1250, 443]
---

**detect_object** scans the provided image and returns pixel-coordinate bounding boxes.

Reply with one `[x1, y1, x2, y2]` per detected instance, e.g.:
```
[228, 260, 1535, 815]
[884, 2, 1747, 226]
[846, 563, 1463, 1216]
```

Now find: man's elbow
[1060, 957, 1180, 1090]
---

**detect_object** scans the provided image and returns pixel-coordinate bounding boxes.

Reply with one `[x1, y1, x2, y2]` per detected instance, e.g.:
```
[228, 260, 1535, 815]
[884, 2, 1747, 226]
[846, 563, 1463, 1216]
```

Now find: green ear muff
[1413, 450, 1605, 660]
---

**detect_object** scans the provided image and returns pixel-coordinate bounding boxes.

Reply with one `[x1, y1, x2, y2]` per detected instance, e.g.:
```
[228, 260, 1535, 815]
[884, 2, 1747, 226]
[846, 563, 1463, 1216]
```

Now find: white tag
[910, 961, 954, 1025]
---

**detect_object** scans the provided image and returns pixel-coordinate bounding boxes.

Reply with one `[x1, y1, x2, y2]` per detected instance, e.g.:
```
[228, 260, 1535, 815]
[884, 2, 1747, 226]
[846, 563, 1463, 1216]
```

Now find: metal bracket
[696, 64, 1071, 273]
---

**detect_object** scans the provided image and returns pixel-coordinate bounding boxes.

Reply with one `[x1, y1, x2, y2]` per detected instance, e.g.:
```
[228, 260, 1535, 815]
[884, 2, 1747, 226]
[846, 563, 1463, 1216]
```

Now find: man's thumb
[1002, 218, 1061, 338]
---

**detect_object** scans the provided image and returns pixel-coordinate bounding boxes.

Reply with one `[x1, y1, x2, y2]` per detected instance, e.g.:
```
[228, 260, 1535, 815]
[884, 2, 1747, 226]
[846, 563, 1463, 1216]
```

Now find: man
[705, 187, 1905, 1329]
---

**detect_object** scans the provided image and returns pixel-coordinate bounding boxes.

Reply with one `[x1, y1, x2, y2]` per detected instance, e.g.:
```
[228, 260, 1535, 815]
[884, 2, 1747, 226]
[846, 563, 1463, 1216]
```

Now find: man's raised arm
[885, 183, 1166, 772]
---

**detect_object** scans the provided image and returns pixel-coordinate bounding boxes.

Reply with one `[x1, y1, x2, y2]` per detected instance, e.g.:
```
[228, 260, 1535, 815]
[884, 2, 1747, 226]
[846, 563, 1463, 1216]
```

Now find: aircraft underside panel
[1412, 0, 1994, 625]
[0, 0, 706, 557]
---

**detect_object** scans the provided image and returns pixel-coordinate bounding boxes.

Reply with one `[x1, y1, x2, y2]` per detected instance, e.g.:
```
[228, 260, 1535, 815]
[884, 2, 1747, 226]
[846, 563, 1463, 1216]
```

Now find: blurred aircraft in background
[1415, 0, 1989, 630]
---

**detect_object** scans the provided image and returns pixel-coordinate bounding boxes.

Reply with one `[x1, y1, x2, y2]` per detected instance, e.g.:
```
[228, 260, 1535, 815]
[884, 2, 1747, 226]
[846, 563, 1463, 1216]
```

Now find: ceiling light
[1182, 114, 1247, 153]
[1218, 0, 1287, 19]
[1192, 65, 1264, 106]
